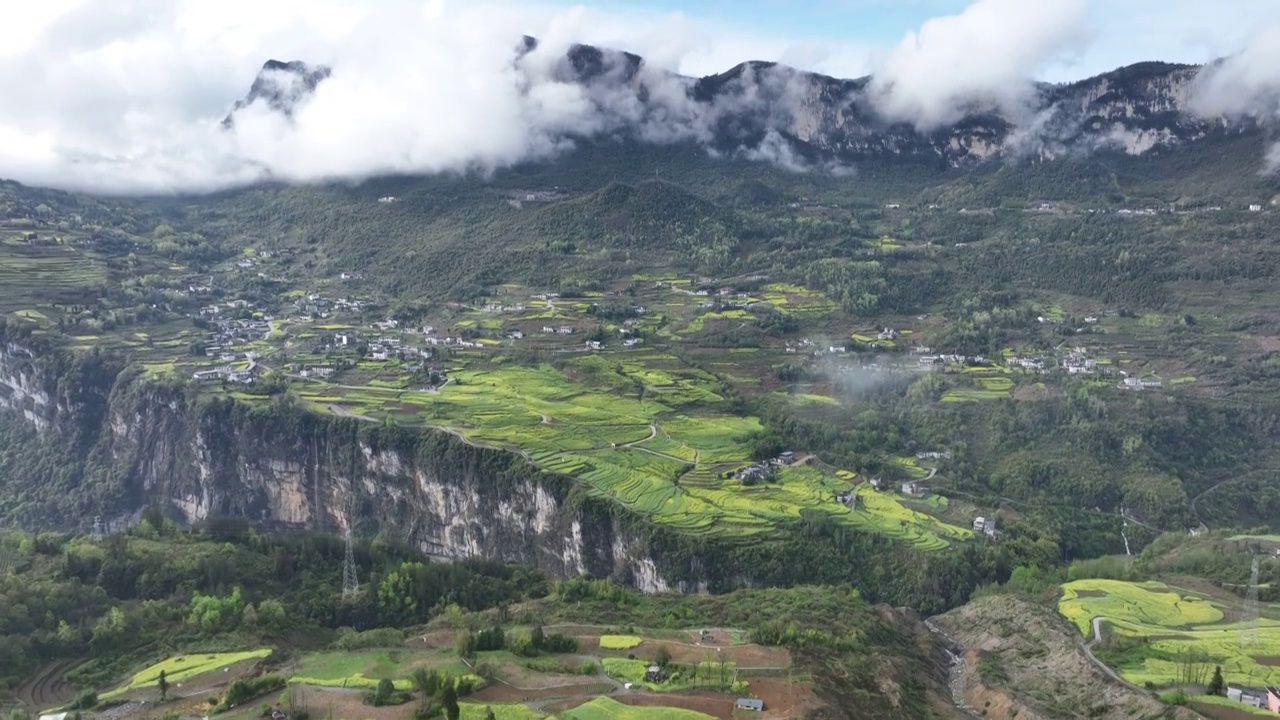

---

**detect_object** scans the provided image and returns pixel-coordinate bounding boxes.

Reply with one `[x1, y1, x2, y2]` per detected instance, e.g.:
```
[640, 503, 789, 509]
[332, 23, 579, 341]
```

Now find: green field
[598, 635, 643, 650]
[103, 649, 272, 699]
[559, 698, 715, 720]
[291, 650, 475, 690]
[297, 360, 964, 547]
[1059, 579, 1280, 688]
[459, 704, 546, 720]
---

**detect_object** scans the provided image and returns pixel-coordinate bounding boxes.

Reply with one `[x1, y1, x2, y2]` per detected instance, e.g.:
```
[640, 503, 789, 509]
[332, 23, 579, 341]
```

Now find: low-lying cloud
[1189, 23, 1280, 172]
[869, 0, 1093, 130]
[0, 0, 1272, 194]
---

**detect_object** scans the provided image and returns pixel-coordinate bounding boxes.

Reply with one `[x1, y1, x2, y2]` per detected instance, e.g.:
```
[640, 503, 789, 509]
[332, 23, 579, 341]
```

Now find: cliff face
[0, 343, 673, 591]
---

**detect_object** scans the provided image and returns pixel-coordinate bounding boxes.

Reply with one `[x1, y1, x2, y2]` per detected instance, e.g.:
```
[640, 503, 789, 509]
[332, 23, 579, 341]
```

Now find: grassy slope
[1059, 579, 1280, 689]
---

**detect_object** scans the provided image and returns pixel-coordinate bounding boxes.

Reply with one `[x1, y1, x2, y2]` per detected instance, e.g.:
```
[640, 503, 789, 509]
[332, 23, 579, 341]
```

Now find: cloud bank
[869, 0, 1093, 129]
[0, 0, 1272, 194]
[1189, 24, 1280, 171]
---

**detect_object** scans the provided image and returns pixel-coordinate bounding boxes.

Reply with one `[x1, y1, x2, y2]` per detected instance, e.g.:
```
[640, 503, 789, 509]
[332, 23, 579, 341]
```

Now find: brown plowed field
[15, 659, 83, 710]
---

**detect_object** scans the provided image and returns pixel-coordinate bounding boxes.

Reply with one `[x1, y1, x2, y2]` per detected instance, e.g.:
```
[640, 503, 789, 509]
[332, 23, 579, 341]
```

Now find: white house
[1249, 204, 1263, 212]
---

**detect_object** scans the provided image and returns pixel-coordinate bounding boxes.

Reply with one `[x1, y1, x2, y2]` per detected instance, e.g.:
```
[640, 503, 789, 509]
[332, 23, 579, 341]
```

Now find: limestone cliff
[0, 342, 673, 591]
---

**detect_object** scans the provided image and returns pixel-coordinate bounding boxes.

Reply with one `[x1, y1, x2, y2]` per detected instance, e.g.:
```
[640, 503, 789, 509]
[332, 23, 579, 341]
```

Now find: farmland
[559, 697, 716, 720]
[101, 650, 273, 699]
[92, 624, 790, 720]
[1059, 579, 1280, 689]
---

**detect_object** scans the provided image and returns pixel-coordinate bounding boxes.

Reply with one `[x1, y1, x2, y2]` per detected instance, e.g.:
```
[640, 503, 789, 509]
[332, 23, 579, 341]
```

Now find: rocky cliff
[0, 342, 674, 591]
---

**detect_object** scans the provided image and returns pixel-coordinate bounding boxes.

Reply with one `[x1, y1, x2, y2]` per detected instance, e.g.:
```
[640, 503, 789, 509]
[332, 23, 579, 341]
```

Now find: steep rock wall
[0, 342, 674, 591]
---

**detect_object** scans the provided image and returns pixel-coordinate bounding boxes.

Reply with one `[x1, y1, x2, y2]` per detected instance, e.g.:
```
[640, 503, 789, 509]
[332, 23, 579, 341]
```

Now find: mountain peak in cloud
[222, 60, 332, 128]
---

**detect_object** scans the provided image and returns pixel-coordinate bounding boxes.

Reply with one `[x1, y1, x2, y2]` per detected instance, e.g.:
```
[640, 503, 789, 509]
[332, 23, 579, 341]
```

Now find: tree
[411, 668, 441, 700]
[483, 708, 496, 720]
[654, 645, 672, 669]
[158, 670, 169, 701]
[531, 625, 546, 651]
[1207, 666, 1225, 696]
[441, 683, 459, 720]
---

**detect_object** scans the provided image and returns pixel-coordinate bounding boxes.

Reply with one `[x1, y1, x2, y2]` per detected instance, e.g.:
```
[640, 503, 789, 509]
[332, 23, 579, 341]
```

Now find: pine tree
[483, 708, 496, 720]
[158, 670, 169, 701]
[441, 683, 459, 720]
[1207, 665, 1225, 696]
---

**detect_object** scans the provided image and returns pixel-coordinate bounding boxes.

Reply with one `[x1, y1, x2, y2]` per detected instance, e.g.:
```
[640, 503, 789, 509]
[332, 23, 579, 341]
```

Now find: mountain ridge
[222, 41, 1257, 170]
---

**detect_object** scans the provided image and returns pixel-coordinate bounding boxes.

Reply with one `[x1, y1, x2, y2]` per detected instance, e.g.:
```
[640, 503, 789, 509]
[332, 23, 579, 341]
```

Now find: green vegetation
[597, 635, 642, 650]
[559, 697, 715, 720]
[1059, 580, 1223, 635]
[105, 650, 272, 698]
[1059, 578, 1280, 689]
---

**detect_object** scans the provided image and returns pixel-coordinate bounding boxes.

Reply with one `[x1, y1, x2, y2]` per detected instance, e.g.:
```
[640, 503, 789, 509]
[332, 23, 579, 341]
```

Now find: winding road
[1082, 617, 1141, 690]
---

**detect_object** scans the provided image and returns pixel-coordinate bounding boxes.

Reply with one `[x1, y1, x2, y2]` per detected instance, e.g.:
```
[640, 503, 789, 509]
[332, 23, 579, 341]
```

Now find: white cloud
[0, 0, 1273, 193]
[1189, 23, 1280, 172]
[869, 0, 1093, 129]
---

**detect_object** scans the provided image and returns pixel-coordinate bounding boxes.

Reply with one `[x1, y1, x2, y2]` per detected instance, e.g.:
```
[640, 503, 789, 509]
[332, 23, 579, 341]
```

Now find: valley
[2, 50, 1280, 720]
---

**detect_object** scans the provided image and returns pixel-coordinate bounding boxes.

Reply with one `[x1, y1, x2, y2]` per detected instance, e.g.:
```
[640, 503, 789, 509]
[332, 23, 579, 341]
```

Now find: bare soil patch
[470, 681, 614, 704]
[578, 637, 789, 669]
[1254, 655, 1280, 667]
[746, 678, 821, 719]
[299, 686, 415, 720]
[15, 659, 83, 710]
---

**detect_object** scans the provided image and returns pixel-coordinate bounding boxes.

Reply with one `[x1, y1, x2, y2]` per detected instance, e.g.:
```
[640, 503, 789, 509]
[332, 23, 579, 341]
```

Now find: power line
[1241, 553, 1260, 649]
[342, 525, 359, 598]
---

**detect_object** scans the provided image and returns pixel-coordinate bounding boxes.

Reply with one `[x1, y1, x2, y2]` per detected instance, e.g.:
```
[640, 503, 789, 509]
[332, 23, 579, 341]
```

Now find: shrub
[69, 691, 98, 710]
[216, 675, 286, 713]
[334, 628, 406, 650]
[364, 678, 411, 707]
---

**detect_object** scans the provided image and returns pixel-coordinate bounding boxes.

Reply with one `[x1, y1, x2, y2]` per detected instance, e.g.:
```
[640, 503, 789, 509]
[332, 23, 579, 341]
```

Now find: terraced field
[1059, 579, 1280, 689]
[295, 359, 968, 546]
[0, 240, 108, 313]
[101, 649, 273, 699]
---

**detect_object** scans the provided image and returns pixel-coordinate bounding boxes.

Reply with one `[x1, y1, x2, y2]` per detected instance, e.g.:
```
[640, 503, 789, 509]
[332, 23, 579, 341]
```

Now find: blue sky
[554, 0, 1277, 81]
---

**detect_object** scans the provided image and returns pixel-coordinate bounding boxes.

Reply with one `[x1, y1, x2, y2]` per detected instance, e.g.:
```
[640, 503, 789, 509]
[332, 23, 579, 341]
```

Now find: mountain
[221, 59, 331, 127]
[221, 41, 1254, 167]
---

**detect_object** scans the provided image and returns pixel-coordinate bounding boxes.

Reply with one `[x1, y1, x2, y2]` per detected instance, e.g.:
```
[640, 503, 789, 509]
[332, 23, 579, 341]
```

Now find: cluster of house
[735, 452, 794, 486]
[298, 366, 335, 379]
[482, 302, 527, 313]
[972, 516, 1001, 540]
[1007, 356, 1046, 371]
[292, 294, 370, 318]
[1061, 347, 1097, 375]
[201, 318, 270, 356]
[916, 353, 986, 368]
[191, 365, 258, 384]
[1118, 374, 1163, 391]
[1227, 685, 1280, 712]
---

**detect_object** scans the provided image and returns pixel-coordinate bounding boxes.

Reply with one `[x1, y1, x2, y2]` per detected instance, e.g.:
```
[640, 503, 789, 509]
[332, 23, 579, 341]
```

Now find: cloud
[869, 0, 1093, 129]
[0, 0, 1270, 194]
[1189, 23, 1280, 172]
[0, 0, 852, 193]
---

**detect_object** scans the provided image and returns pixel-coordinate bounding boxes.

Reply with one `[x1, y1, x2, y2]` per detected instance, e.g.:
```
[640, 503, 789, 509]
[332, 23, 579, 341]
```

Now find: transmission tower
[1241, 553, 1260, 649]
[91, 516, 105, 544]
[342, 526, 359, 598]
